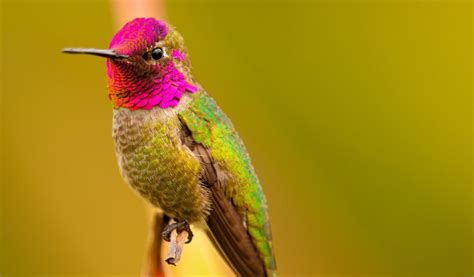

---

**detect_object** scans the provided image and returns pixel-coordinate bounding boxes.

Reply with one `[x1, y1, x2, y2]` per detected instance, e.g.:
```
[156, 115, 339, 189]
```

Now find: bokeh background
[1, 0, 472, 276]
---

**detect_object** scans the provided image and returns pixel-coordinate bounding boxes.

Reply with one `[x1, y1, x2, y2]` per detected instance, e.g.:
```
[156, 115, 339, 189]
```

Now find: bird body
[112, 93, 207, 223]
[64, 18, 276, 276]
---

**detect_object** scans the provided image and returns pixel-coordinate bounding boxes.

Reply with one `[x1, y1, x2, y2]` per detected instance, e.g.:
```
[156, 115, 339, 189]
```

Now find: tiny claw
[162, 220, 194, 244]
[184, 229, 193, 244]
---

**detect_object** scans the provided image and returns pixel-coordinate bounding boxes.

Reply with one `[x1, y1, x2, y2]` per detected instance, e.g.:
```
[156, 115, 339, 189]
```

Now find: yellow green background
[1, 0, 472, 276]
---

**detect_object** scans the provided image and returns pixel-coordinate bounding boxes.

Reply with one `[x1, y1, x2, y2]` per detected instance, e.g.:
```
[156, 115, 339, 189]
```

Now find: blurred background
[1, 0, 472, 276]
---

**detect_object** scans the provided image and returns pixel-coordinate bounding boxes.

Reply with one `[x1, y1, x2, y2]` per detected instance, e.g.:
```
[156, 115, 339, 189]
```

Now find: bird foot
[162, 220, 194, 244]
[163, 219, 193, 265]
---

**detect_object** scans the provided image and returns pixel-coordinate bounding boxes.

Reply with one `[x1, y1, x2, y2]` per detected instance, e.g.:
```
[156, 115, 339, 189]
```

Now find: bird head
[63, 18, 197, 110]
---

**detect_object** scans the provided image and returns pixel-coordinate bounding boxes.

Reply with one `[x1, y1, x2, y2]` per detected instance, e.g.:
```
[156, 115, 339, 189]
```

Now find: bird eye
[151, 47, 164, 60]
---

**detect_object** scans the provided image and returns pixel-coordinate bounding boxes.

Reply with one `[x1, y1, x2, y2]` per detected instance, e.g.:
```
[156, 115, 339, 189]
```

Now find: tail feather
[206, 182, 267, 276]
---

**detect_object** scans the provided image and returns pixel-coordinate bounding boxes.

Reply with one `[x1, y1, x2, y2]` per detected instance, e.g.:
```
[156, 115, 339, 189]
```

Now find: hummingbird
[63, 18, 276, 276]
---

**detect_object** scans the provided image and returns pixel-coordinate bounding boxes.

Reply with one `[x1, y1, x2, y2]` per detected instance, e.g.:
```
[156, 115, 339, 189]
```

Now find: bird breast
[111, 97, 209, 222]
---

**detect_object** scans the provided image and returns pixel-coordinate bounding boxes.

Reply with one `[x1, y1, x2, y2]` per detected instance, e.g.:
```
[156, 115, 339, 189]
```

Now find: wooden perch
[142, 212, 166, 277]
[111, 0, 167, 28]
[164, 220, 189, 266]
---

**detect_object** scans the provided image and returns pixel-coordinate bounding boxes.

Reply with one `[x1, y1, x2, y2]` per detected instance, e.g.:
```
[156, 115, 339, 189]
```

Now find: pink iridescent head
[63, 18, 197, 110]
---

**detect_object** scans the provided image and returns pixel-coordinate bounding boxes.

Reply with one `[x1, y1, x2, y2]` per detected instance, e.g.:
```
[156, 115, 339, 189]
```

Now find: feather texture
[179, 90, 276, 275]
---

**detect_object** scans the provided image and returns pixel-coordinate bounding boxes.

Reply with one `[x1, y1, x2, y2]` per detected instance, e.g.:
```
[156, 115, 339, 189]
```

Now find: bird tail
[206, 183, 269, 276]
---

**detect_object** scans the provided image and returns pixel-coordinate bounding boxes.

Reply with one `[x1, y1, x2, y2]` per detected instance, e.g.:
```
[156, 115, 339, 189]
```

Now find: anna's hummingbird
[63, 18, 276, 276]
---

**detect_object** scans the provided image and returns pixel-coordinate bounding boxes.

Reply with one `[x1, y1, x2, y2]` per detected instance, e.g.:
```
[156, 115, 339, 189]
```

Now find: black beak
[61, 48, 129, 59]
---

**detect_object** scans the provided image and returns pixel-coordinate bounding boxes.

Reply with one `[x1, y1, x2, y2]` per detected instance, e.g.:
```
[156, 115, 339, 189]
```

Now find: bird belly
[112, 106, 208, 222]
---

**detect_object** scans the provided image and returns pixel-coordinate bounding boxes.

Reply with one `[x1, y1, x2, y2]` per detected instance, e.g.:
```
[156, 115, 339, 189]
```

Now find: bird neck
[106, 60, 197, 110]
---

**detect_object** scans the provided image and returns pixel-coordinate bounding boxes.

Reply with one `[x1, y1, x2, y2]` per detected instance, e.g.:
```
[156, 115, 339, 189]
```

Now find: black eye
[151, 47, 164, 60]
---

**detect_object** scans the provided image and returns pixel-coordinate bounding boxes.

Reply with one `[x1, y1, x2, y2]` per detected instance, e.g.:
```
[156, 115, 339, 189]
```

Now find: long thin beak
[61, 48, 129, 59]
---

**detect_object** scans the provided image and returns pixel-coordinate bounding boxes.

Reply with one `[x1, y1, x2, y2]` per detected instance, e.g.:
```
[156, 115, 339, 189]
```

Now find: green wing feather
[178, 90, 276, 271]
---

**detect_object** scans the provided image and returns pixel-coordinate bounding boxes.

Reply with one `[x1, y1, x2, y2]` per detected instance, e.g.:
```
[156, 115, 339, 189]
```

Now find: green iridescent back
[179, 90, 276, 270]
